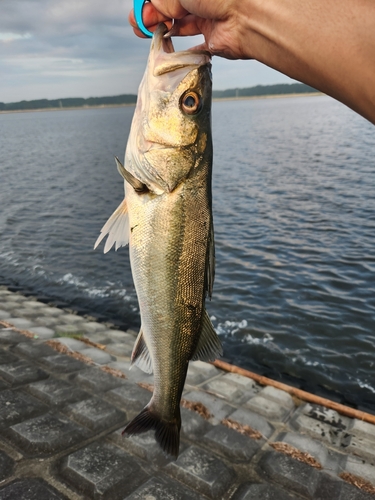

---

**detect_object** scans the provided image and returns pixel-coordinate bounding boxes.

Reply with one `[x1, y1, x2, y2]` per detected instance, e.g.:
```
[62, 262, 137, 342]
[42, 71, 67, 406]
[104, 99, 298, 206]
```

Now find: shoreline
[0, 92, 324, 115]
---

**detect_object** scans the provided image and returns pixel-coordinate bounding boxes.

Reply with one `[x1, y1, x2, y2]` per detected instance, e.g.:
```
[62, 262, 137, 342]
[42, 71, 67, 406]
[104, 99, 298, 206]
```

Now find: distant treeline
[0, 94, 137, 112]
[212, 83, 318, 98]
[0, 83, 318, 112]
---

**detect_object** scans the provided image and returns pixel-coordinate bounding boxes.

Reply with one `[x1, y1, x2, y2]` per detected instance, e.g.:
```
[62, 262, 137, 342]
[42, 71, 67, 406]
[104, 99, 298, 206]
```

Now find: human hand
[128, 0, 253, 60]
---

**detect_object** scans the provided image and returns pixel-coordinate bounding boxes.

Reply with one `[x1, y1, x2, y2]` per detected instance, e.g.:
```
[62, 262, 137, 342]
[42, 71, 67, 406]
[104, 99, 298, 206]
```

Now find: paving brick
[28, 378, 89, 407]
[58, 313, 84, 324]
[227, 408, 274, 439]
[54, 325, 85, 336]
[75, 367, 126, 392]
[0, 390, 47, 429]
[232, 482, 299, 500]
[0, 360, 48, 386]
[349, 419, 375, 440]
[257, 451, 320, 498]
[28, 326, 55, 339]
[345, 456, 375, 486]
[4, 318, 34, 329]
[60, 441, 148, 499]
[106, 382, 151, 414]
[0, 350, 19, 364]
[37, 307, 63, 317]
[13, 341, 57, 359]
[0, 380, 9, 391]
[39, 354, 87, 373]
[0, 329, 30, 345]
[182, 390, 234, 425]
[0, 479, 68, 500]
[7, 412, 90, 455]
[0, 450, 14, 481]
[23, 300, 47, 309]
[259, 386, 295, 410]
[35, 316, 61, 327]
[166, 445, 235, 498]
[314, 473, 375, 500]
[79, 321, 107, 333]
[203, 423, 261, 462]
[186, 361, 221, 386]
[180, 407, 211, 441]
[124, 476, 203, 500]
[53, 337, 86, 351]
[78, 347, 114, 365]
[302, 403, 350, 431]
[104, 329, 136, 343]
[0, 310, 11, 320]
[291, 413, 342, 446]
[341, 433, 375, 461]
[64, 396, 125, 431]
[221, 372, 259, 392]
[203, 376, 251, 405]
[13, 307, 41, 318]
[0, 301, 20, 310]
[246, 395, 290, 421]
[111, 428, 175, 465]
[106, 342, 133, 357]
[107, 361, 153, 384]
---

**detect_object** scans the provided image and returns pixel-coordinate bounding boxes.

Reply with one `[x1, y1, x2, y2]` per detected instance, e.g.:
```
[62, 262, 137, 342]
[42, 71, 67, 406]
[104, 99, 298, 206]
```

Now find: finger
[169, 14, 202, 36]
[129, 5, 170, 30]
[148, 0, 189, 20]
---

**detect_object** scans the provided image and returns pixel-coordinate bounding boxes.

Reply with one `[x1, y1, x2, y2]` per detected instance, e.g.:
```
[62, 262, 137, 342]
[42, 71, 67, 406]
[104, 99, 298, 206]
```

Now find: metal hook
[134, 0, 153, 38]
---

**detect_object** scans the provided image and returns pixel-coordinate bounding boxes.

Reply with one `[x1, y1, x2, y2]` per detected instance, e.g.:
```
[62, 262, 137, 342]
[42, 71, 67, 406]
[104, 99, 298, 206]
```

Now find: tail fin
[122, 405, 181, 458]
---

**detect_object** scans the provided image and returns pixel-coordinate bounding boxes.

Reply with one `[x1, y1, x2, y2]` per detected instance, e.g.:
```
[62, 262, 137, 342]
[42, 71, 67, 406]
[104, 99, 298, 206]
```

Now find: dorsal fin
[191, 310, 223, 362]
[94, 198, 129, 253]
[131, 328, 153, 374]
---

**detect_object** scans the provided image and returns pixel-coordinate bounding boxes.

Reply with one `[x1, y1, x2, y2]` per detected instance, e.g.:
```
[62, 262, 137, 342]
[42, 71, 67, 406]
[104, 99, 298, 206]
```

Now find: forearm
[237, 0, 375, 123]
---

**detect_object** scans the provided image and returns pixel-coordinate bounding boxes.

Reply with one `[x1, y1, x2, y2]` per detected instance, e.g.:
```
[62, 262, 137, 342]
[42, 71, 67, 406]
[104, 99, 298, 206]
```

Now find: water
[1, 96, 374, 410]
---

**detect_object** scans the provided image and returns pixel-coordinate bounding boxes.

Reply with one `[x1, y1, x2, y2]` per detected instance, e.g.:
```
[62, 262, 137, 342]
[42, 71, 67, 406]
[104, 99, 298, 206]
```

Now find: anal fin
[94, 198, 129, 253]
[191, 309, 223, 362]
[131, 328, 153, 374]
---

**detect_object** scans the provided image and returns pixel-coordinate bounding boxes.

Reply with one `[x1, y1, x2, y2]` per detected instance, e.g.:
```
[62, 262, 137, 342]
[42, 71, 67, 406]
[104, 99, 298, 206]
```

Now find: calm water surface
[1, 96, 374, 410]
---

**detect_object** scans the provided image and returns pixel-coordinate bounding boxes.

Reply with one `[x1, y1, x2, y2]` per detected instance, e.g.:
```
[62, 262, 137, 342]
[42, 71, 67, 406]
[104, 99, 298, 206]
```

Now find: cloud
[0, 0, 293, 102]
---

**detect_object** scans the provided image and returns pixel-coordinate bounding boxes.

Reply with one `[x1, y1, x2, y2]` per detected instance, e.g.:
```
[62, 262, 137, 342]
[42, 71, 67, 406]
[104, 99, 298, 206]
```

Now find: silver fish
[95, 23, 222, 457]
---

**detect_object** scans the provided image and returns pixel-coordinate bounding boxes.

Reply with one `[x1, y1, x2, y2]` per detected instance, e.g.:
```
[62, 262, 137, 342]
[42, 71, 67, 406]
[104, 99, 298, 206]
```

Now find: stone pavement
[0, 286, 374, 499]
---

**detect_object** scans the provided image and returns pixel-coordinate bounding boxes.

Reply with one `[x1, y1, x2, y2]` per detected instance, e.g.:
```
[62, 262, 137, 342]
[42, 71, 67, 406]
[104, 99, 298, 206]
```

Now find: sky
[0, 0, 296, 103]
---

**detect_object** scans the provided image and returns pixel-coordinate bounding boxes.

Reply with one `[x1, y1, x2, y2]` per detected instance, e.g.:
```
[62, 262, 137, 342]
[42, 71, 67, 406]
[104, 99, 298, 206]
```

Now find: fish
[94, 23, 222, 457]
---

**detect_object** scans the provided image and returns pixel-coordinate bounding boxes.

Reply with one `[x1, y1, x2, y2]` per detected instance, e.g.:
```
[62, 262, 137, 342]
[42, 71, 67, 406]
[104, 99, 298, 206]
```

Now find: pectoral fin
[131, 328, 153, 374]
[191, 310, 223, 362]
[94, 199, 129, 253]
[115, 156, 148, 193]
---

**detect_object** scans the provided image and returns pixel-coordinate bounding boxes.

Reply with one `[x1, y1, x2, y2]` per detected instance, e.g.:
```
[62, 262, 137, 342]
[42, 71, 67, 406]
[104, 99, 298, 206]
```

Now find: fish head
[126, 23, 212, 194]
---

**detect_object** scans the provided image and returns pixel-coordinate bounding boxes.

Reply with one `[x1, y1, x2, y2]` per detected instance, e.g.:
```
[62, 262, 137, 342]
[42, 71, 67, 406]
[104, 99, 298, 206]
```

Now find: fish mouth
[151, 23, 211, 77]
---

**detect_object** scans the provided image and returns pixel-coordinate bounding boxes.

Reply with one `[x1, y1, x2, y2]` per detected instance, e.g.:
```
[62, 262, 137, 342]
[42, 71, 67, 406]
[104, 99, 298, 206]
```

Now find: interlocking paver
[0, 360, 48, 386]
[13, 341, 57, 359]
[257, 450, 321, 498]
[107, 382, 151, 414]
[246, 395, 290, 421]
[0, 329, 30, 345]
[124, 476, 203, 500]
[27, 378, 90, 407]
[203, 423, 261, 462]
[0, 350, 19, 365]
[232, 482, 300, 500]
[7, 412, 90, 455]
[0, 479, 68, 500]
[183, 390, 234, 424]
[39, 354, 87, 373]
[75, 367, 126, 392]
[0, 390, 47, 429]
[228, 407, 275, 438]
[64, 396, 125, 431]
[60, 441, 148, 499]
[166, 445, 235, 498]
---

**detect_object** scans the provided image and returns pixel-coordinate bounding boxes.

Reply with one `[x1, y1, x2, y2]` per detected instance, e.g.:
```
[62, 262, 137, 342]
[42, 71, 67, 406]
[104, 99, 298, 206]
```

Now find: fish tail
[122, 405, 181, 458]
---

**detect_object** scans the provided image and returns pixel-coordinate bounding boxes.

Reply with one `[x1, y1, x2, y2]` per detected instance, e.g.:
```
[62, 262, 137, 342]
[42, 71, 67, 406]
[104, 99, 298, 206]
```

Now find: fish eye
[180, 91, 202, 115]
